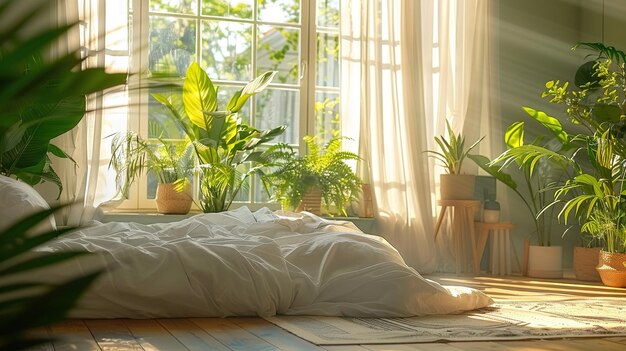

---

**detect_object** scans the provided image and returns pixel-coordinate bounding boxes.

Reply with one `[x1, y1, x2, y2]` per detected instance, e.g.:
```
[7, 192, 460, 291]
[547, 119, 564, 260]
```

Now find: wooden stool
[434, 199, 481, 274]
[475, 222, 515, 275]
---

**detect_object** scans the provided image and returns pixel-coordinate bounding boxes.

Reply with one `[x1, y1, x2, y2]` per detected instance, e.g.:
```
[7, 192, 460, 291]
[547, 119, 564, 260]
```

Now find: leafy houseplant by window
[109, 130, 195, 214]
[262, 136, 362, 216]
[152, 62, 287, 213]
[426, 120, 484, 200]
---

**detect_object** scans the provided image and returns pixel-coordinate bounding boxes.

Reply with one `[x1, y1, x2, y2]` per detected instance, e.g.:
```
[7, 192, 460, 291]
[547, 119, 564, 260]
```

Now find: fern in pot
[110, 130, 196, 214]
[262, 136, 362, 216]
[426, 120, 484, 200]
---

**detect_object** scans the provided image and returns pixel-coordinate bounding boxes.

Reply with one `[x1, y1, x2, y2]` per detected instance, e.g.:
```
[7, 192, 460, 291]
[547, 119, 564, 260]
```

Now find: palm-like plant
[262, 136, 362, 216]
[470, 108, 573, 246]
[152, 62, 286, 212]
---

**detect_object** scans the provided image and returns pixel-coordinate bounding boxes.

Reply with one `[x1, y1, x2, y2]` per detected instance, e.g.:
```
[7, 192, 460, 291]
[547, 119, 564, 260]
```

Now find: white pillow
[0, 175, 57, 233]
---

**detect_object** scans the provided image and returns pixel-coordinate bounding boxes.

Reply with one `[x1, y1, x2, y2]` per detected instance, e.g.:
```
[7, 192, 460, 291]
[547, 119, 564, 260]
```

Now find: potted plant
[530, 43, 626, 286]
[261, 136, 362, 216]
[426, 120, 484, 200]
[475, 43, 626, 283]
[152, 62, 286, 213]
[469, 112, 572, 278]
[109, 129, 196, 214]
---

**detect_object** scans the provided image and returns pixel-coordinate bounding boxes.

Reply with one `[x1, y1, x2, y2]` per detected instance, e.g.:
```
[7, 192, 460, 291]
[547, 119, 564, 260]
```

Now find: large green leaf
[183, 62, 217, 131]
[591, 103, 622, 124]
[227, 71, 277, 113]
[505, 121, 524, 149]
[522, 107, 569, 145]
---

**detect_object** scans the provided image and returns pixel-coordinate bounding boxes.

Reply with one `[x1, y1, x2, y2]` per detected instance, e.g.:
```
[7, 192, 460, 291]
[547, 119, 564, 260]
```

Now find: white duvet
[37, 207, 492, 318]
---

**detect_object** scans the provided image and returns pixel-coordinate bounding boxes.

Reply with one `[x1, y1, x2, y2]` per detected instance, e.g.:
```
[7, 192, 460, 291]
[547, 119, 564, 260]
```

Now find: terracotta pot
[573, 247, 601, 282]
[155, 183, 192, 215]
[527, 245, 563, 279]
[297, 188, 322, 215]
[596, 250, 626, 288]
[440, 174, 476, 200]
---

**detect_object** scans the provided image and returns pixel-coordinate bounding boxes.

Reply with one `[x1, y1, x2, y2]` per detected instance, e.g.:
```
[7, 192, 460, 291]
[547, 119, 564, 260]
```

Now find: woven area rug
[264, 298, 626, 345]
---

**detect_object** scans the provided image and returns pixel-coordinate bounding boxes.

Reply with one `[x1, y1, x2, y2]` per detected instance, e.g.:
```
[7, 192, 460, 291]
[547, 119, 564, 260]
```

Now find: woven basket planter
[155, 183, 192, 215]
[573, 247, 601, 282]
[596, 250, 626, 288]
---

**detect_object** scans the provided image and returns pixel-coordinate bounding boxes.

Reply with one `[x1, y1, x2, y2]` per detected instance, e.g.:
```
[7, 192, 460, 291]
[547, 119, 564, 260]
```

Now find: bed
[30, 207, 493, 318]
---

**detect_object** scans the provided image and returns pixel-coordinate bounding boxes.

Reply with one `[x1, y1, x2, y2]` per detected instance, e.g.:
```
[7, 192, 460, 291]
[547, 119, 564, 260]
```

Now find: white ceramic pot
[527, 245, 563, 279]
[483, 209, 500, 223]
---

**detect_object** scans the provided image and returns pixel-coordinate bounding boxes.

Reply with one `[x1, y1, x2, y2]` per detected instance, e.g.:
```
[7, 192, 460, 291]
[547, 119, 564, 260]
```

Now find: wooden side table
[434, 199, 481, 274]
[475, 222, 515, 275]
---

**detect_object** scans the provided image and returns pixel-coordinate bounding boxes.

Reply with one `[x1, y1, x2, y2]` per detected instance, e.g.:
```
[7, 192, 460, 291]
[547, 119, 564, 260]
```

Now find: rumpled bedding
[36, 207, 492, 318]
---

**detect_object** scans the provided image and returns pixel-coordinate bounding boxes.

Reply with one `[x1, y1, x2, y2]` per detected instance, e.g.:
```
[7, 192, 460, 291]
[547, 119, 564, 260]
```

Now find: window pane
[254, 174, 271, 202]
[149, 16, 196, 76]
[202, 0, 253, 19]
[316, 32, 339, 87]
[150, 0, 197, 14]
[257, 0, 300, 23]
[147, 171, 158, 199]
[233, 164, 251, 202]
[317, 0, 339, 28]
[255, 89, 299, 144]
[201, 21, 252, 81]
[257, 25, 300, 85]
[314, 92, 340, 144]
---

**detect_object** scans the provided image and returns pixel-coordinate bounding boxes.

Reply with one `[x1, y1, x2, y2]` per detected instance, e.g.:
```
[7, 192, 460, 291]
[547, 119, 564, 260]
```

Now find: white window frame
[116, 0, 336, 211]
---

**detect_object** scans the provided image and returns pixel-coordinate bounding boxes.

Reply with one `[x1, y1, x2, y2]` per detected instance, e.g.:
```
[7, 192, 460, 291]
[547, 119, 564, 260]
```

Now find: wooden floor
[36, 274, 626, 351]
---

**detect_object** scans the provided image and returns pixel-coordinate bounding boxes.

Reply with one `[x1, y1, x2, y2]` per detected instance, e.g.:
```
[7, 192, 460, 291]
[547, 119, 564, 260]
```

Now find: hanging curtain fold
[52, 0, 129, 226]
[340, 0, 499, 272]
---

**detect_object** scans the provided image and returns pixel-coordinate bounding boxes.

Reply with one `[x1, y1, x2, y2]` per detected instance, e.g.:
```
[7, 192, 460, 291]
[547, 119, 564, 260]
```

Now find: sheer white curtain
[52, 0, 129, 226]
[340, 0, 498, 272]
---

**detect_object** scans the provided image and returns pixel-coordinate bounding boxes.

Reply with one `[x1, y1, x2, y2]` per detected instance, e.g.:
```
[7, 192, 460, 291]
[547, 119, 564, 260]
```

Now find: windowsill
[100, 211, 377, 234]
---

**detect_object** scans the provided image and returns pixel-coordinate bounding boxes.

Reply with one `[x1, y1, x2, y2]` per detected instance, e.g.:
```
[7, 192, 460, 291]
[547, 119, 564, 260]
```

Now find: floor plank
[231, 317, 324, 350]
[363, 344, 436, 350]
[323, 346, 370, 351]
[84, 319, 143, 351]
[191, 318, 279, 351]
[43, 274, 626, 351]
[157, 319, 230, 351]
[49, 320, 101, 351]
[24, 328, 54, 351]
[124, 319, 188, 351]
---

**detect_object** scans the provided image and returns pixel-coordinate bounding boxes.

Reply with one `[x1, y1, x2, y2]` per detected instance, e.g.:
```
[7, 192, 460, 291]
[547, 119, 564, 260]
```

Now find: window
[120, 0, 340, 210]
